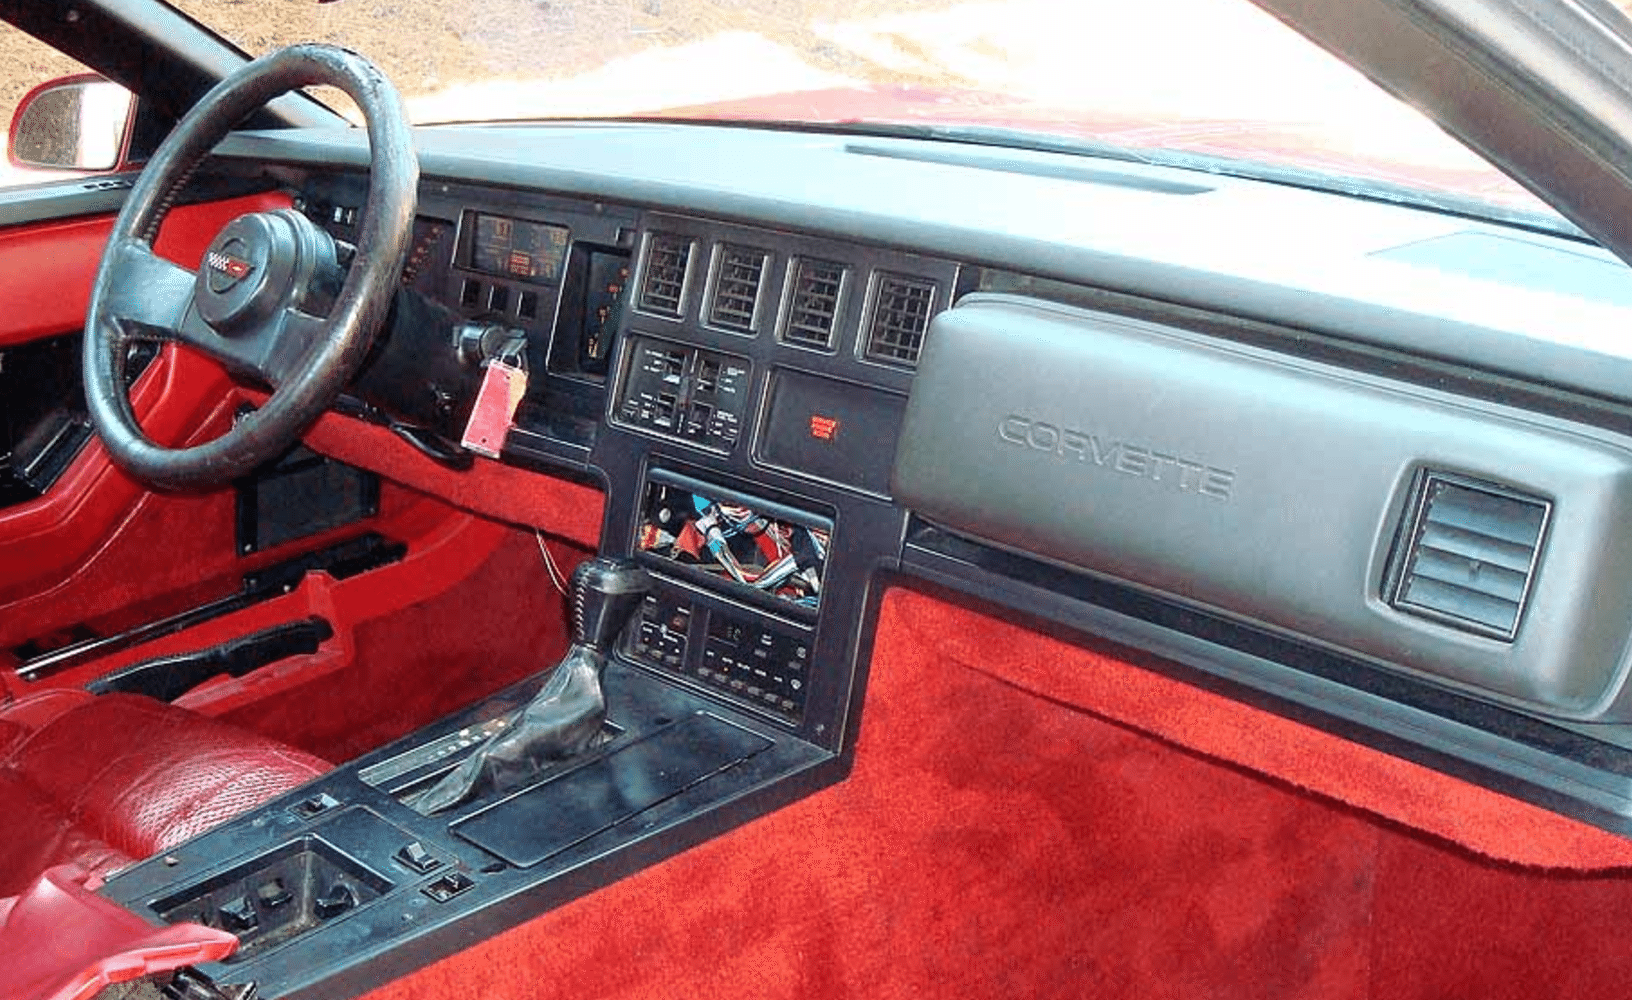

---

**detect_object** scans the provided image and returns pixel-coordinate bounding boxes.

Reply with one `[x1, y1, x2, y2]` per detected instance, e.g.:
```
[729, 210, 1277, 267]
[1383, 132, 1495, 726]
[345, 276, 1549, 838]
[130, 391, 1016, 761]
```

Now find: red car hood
[650, 85, 1546, 216]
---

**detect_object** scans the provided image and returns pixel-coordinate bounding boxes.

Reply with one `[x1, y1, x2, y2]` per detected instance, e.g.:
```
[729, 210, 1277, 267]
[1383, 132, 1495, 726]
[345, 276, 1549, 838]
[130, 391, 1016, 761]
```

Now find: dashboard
[294, 169, 964, 750]
[233, 119, 1632, 834]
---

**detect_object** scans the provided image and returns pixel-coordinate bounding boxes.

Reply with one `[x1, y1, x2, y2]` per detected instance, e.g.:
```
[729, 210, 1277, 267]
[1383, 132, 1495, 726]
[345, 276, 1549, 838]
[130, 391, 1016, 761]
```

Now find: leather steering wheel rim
[84, 44, 417, 491]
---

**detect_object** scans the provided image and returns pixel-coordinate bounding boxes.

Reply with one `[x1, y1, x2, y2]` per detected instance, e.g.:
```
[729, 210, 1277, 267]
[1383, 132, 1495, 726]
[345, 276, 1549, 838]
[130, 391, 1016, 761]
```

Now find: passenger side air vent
[708, 244, 769, 332]
[864, 272, 937, 366]
[781, 257, 848, 350]
[639, 233, 692, 317]
[1387, 473, 1550, 641]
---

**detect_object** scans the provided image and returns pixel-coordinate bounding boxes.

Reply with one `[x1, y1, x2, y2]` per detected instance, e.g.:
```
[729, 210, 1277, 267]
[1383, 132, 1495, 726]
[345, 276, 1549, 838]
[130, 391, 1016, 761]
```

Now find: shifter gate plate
[450, 713, 770, 868]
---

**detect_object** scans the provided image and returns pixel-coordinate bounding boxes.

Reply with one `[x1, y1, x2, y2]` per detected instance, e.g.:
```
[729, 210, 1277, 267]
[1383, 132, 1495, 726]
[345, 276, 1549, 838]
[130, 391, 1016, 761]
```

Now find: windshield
[166, 0, 1577, 231]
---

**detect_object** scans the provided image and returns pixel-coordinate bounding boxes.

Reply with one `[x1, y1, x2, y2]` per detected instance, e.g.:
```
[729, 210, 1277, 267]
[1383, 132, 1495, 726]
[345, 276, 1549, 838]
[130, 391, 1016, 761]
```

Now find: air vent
[781, 257, 848, 350]
[864, 272, 938, 366]
[1388, 473, 1550, 641]
[709, 244, 769, 332]
[639, 233, 692, 317]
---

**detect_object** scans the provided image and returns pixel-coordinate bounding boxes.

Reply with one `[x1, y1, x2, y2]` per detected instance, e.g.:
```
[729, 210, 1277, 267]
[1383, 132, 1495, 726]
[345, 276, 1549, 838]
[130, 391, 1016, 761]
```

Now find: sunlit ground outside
[164, 0, 1538, 211]
[9, 0, 1627, 219]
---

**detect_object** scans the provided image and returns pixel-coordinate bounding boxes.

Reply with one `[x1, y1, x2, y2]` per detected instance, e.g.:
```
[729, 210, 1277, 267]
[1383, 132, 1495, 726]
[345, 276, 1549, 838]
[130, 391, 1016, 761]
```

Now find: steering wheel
[83, 44, 417, 491]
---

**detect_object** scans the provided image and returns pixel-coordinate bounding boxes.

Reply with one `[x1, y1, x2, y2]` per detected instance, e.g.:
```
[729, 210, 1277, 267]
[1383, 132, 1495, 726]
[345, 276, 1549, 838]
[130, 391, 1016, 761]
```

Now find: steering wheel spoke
[99, 240, 198, 341]
[100, 240, 284, 381]
[262, 307, 330, 389]
[164, 308, 276, 378]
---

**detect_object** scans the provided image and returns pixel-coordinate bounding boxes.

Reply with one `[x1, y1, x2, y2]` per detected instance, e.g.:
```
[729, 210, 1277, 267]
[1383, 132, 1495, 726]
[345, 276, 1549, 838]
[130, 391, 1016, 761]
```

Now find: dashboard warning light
[809, 415, 840, 442]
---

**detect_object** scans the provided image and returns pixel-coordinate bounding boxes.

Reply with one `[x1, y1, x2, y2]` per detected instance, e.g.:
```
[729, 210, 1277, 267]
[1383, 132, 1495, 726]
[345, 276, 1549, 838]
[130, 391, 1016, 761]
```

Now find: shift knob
[570, 557, 652, 650]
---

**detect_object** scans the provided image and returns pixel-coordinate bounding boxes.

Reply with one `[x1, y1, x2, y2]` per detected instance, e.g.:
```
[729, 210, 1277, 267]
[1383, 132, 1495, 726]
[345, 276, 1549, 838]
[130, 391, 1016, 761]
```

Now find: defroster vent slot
[1387, 472, 1550, 641]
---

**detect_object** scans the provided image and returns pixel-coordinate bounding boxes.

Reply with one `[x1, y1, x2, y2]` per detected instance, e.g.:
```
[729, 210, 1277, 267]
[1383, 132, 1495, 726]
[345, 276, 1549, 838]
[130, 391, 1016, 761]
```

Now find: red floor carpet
[355, 584, 1632, 999]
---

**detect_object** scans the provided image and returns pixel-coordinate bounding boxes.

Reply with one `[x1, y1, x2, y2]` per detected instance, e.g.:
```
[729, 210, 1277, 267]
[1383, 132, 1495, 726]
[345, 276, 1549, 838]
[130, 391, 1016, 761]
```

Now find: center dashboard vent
[864, 272, 938, 366]
[781, 257, 848, 350]
[1386, 472, 1550, 641]
[640, 233, 692, 317]
[709, 244, 769, 332]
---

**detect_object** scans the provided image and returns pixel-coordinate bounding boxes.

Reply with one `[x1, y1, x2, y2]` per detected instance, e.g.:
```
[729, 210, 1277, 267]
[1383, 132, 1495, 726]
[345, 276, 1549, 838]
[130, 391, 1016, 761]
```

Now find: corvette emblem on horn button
[206, 250, 254, 281]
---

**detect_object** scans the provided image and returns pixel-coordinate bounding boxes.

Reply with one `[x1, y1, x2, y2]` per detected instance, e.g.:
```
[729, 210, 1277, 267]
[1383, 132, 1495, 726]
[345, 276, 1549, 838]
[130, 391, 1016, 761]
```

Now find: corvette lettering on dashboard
[996, 414, 1235, 501]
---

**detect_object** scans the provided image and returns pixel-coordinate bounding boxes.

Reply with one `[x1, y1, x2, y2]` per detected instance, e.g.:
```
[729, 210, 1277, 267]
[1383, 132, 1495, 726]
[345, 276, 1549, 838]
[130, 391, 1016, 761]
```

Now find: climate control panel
[614, 335, 751, 451]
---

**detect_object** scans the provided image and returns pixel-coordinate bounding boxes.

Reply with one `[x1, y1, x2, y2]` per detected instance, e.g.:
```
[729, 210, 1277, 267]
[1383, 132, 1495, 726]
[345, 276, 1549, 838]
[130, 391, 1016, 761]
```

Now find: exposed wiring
[535, 529, 569, 595]
[643, 488, 827, 603]
[752, 553, 800, 590]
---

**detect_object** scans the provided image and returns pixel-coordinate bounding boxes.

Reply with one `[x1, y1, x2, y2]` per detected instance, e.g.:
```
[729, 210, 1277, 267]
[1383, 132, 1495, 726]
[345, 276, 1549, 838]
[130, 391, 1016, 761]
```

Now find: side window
[0, 21, 133, 190]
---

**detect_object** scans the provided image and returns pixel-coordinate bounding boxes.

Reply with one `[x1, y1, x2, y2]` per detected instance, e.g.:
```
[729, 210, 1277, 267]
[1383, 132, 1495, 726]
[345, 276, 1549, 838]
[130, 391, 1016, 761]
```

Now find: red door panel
[0, 193, 287, 608]
[0, 190, 606, 740]
[0, 194, 290, 666]
[0, 192, 288, 348]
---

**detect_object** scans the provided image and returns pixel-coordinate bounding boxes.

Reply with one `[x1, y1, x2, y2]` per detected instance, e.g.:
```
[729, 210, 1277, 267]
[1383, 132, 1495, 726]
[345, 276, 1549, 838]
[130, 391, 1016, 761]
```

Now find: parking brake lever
[408, 557, 651, 815]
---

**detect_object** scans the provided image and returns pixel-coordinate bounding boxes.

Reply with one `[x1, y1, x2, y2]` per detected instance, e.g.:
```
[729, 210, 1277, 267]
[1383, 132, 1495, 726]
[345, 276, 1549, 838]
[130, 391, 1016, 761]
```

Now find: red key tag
[460, 360, 528, 459]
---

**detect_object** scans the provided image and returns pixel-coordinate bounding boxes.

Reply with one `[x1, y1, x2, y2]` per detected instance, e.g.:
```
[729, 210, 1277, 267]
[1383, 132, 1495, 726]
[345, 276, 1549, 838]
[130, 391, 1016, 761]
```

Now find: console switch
[217, 896, 258, 933]
[422, 872, 476, 903]
[396, 841, 443, 874]
[314, 881, 359, 920]
[290, 791, 341, 819]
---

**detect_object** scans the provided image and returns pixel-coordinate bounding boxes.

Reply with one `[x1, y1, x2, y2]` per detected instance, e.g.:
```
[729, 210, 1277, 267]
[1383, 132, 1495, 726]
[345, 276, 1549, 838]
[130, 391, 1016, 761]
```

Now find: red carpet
[361, 584, 1632, 1000]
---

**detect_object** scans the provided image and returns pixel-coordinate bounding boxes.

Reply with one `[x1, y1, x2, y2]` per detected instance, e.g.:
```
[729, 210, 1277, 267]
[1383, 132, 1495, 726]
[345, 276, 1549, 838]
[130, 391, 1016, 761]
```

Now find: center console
[101, 660, 832, 998]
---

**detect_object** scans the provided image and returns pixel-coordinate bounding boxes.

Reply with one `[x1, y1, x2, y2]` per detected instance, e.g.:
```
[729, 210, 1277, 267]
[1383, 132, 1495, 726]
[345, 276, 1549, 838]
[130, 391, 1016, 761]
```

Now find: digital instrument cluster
[465, 212, 569, 285]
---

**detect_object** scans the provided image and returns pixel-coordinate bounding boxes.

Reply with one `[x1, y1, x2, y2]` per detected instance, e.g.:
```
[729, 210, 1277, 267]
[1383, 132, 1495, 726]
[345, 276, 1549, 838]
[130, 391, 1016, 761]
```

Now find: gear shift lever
[570, 558, 655, 652]
[409, 557, 651, 815]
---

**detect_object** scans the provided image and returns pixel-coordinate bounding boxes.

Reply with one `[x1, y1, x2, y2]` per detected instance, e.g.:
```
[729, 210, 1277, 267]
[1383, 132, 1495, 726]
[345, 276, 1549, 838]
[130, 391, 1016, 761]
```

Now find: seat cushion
[0, 690, 329, 898]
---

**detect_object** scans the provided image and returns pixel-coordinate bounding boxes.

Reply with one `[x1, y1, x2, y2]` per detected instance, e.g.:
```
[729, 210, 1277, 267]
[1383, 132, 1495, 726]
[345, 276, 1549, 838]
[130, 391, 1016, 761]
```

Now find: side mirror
[8, 74, 135, 172]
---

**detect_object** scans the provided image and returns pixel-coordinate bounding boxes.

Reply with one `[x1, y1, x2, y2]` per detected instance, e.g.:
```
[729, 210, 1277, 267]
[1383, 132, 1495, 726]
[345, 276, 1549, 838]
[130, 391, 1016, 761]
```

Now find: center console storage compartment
[153, 811, 398, 962]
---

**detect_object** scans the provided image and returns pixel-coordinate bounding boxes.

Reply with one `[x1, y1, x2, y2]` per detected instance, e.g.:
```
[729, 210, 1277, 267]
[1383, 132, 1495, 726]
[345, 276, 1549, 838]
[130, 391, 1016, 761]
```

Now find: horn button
[195, 209, 340, 334]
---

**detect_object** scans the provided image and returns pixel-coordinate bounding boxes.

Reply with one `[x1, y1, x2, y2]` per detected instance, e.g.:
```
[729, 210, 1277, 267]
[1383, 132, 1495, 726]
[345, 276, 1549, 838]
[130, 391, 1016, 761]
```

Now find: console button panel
[626, 584, 813, 725]
[632, 592, 691, 669]
[700, 613, 810, 719]
[615, 335, 751, 451]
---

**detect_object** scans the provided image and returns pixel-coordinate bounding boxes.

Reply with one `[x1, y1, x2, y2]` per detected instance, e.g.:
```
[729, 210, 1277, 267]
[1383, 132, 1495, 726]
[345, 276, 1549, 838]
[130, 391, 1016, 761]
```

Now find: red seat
[0, 690, 329, 898]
